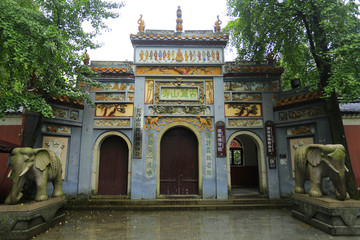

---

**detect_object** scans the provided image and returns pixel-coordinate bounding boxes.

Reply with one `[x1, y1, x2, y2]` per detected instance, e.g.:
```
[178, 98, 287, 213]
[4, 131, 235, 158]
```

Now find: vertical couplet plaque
[265, 120, 276, 169]
[133, 107, 143, 158]
[216, 121, 226, 157]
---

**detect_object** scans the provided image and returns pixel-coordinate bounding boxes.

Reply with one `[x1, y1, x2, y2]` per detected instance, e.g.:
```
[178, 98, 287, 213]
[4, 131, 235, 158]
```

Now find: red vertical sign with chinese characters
[265, 120, 276, 169]
[216, 121, 226, 157]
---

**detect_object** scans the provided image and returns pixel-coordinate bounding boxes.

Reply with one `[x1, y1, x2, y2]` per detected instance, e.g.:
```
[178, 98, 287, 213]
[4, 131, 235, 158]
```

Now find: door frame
[156, 122, 202, 197]
[92, 131, 132, 196]
[226, 131, 267, 195]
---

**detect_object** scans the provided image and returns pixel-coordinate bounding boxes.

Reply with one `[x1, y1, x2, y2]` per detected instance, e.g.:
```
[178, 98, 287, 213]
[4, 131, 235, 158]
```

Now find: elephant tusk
[324, 161, 340, 174]
[19, 166, 30, 177]
[7, 169, 12, 178]
[345, 165, 350, 173]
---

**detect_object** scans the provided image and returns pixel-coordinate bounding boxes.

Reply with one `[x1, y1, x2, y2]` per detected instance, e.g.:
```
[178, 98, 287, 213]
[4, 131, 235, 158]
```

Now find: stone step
[66, 198, 290, 211]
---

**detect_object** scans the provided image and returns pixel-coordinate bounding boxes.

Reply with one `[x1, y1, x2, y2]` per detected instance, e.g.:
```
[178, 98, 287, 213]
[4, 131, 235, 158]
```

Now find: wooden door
[98, 136, 128, 195]
[160, 127, 198, 195]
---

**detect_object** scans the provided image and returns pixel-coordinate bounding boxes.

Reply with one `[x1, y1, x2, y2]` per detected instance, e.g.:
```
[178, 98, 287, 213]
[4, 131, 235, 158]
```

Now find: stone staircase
[65, 197, 290, 211]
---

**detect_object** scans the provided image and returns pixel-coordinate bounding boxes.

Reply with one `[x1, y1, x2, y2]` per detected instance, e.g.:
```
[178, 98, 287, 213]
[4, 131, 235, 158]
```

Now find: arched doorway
[227, 132, 267, 196]
[160, 127, 198, 195]
[98, 135, 129, 195]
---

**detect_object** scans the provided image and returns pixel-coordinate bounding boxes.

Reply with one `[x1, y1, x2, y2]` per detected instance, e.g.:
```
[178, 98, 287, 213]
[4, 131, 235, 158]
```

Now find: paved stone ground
[34, 209, 358, 240]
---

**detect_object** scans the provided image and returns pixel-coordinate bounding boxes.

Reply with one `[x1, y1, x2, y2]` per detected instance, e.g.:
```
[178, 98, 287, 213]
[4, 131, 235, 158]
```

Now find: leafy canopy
[0, 0, 123, 118]
[225, 0, 360, 101]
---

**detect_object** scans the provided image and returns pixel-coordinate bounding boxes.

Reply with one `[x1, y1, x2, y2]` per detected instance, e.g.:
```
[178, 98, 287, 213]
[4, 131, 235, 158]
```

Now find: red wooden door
[98, 136, 128, 195]
[160, 127, 198, 195]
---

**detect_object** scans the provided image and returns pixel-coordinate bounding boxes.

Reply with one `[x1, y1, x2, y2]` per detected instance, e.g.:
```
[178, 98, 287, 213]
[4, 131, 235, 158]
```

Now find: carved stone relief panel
[94, 119, 131, 127]
[228, 119, 263, 127]
[42, 136, 68, 179]
[95, 103, 133, 117]
[148, 106, 211, 115]
[225, 103, 262, 117]
[41, 124, 71, 134]
[88, 82, 135, 92]
[137, 66, 222, 76]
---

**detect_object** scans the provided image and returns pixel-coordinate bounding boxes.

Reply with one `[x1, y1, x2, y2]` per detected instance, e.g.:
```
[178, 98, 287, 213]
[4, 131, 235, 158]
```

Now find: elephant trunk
[337, 173, 347, 201]
[5, 172, 26, 204]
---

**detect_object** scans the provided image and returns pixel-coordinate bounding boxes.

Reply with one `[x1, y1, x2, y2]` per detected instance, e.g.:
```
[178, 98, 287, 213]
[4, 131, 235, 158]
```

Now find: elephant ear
[306, 145, 322, 167]
[34, 148, 51, 171]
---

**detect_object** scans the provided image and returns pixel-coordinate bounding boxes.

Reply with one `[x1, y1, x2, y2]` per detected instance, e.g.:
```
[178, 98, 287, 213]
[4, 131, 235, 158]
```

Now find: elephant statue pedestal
[0, 196, 65, 240]
[291, 193, 360, 236]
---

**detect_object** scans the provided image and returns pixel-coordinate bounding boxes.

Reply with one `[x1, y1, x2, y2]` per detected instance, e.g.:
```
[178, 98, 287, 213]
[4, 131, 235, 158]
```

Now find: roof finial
[83, 49, 90, 65]
[214, 15, 222, 33]
[176, 6, 183, 32]
[138, 14, 145, 32]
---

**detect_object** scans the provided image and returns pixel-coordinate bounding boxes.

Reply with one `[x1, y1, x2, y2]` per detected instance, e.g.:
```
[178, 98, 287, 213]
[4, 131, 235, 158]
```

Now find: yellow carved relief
[145, 80, 154, 104]
[136, 66, 221, 75]
[95, 103, 134, 117]
[225, 103, 262, 117]
[205, 81, 214, 105]
[144, 115, 214, 132]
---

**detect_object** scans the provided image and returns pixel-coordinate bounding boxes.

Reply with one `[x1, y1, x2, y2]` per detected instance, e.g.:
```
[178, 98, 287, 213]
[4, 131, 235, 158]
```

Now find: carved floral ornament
[144, 115, 214, 132]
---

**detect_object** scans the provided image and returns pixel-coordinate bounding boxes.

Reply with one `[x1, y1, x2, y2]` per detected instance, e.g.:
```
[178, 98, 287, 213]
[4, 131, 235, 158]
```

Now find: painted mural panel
[224, 81, 279, 92]
[136, 66, 222, 75]
[94, 119, 130, 127]
[148, 106, 210, 115]
[42, 136, 68, 179]
[287, 125, 315, 136]
[53, 108, 68, 119]
[225, 103, 262, 117]
[289, 105, 326, 120]
[42, 124, 71, 134]
[228, 119, 263, 127]
[70, 110, 79, 120]
[95, 93, 126, 101]
[135, 47, 223, 64]
[88, 82, 135, 92]
[231, 93, 262, 101]
[95, 104, 133, 117]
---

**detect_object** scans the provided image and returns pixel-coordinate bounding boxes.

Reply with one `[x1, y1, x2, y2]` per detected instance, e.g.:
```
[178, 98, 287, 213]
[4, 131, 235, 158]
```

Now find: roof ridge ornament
[176, 6, 183, 32]
[214, 15, 222, 33]
[138, 14, 145, 33]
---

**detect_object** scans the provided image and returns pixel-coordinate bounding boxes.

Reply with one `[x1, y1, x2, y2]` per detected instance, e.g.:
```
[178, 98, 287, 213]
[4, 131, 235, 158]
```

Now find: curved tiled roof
[275, 91, 323, 107]
[130, 30, 228, 46]
[51, 95, 84, 109]
[90, 66, 132, 74]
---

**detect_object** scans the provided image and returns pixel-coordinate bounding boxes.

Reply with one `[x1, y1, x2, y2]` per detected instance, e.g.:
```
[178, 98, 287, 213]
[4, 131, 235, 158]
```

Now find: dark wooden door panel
[160, 127, 198, 195]
[98, 136, 128, 195]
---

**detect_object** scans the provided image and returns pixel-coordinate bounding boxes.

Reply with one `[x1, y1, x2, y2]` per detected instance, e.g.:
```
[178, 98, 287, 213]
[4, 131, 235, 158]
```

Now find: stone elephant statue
[294, 144, 350, 200]
[5, 147, 63, 204]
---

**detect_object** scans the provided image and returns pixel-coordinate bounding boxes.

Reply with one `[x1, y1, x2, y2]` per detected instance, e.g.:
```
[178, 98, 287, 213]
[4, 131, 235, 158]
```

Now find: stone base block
[291, 193, 360, 236]
[0, 196, 66, 240]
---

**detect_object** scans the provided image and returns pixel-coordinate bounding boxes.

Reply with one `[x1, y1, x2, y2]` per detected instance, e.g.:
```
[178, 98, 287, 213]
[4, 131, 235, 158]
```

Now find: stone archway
[156, 122, 202, 197]
[92, 131, 132, 195]
[226, 131, 267, 195]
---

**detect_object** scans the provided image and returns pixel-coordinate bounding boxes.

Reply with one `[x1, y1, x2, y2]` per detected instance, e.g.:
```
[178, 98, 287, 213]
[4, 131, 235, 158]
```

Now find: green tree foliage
[0, 0, 123, 118]
[226, 0, 360, 198]
[226, 0, 360, 97]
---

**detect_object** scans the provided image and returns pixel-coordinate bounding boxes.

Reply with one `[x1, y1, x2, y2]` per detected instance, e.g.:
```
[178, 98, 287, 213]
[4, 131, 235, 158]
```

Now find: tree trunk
[326, 92, 359, 199]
